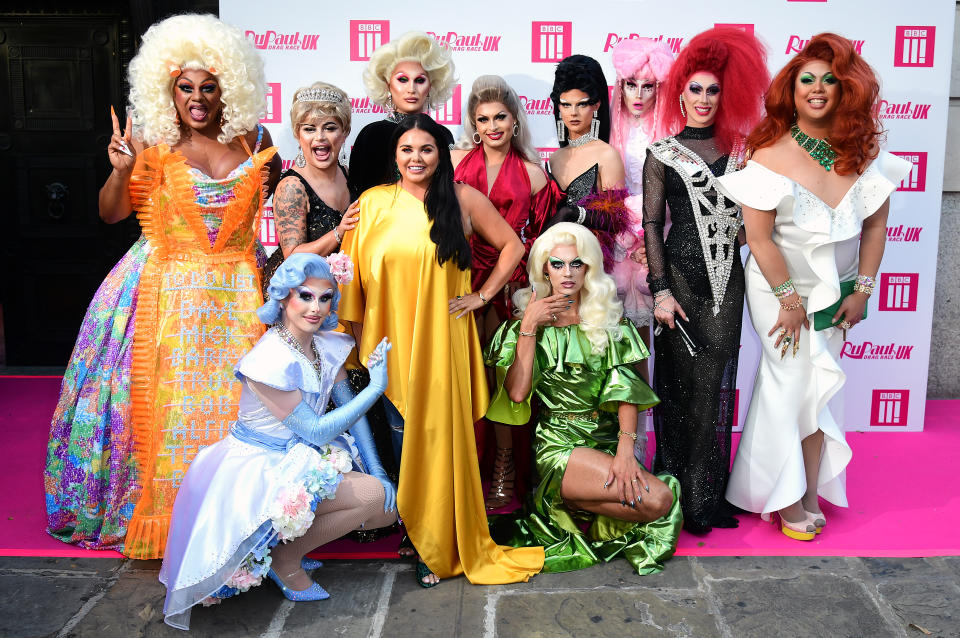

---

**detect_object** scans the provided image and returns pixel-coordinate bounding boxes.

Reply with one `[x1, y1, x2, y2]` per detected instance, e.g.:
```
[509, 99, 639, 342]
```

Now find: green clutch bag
[813, 280, 867, 331]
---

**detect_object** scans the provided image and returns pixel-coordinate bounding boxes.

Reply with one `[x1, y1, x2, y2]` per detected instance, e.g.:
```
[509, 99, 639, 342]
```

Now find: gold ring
[839, 320, 852, 330]
[551, 313, 557, 323]
[456, 295, 462, 300]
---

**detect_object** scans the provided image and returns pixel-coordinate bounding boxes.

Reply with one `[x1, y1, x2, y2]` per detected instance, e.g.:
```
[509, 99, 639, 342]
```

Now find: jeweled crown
[296, 88, 345, 104]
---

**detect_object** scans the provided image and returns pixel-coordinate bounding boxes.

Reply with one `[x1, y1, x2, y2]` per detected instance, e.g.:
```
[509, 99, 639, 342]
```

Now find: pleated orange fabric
[339, 184, 544, 583]
[123, 143, 275, 559]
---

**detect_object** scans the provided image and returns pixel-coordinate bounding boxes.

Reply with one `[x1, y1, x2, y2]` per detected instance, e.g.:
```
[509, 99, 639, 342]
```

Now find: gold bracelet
[518, 330, 537, 337]
[618, 429, 638, 441]
[780, 298, 804, 311]
[478, 291, 488, 305]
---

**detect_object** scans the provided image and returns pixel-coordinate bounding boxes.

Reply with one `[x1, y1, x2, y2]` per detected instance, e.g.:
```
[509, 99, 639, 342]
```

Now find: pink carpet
[2, 376, 957, 560]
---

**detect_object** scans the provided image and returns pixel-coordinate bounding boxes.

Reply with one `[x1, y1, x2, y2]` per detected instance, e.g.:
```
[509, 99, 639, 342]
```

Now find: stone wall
[928, 3, 960, 397]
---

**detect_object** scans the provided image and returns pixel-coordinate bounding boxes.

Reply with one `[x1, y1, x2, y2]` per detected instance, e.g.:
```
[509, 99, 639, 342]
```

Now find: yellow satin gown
[339, 184, 544, 583]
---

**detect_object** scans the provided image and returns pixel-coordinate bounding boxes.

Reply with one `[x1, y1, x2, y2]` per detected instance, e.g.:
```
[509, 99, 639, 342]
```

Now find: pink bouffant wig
[656, 27, 770, 154]
[610, 38, 675, 162]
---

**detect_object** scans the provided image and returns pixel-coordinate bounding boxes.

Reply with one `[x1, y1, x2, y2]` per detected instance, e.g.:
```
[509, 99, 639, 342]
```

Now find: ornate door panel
[0, 14, 137, 364]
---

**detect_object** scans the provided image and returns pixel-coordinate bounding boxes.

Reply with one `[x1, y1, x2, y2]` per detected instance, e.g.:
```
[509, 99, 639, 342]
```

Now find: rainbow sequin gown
[45, 128, 275, 557]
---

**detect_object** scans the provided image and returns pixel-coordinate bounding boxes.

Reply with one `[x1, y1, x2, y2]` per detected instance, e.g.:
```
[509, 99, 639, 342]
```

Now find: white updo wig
[127, 14, 266, 146]
[514, 223, 624, 354]
[362, 31, 456, 109]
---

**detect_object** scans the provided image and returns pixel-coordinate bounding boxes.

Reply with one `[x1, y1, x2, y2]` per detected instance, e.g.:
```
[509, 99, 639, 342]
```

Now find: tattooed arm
[273, 176, 309, 258]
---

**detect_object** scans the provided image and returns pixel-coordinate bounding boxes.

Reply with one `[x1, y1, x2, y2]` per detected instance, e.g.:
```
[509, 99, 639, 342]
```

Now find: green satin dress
[485, 319, 683, 575]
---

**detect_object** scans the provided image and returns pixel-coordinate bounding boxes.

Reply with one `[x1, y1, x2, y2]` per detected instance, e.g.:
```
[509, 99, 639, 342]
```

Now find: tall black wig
[551, 54, 611, 146]
[390, 113, 471, 270]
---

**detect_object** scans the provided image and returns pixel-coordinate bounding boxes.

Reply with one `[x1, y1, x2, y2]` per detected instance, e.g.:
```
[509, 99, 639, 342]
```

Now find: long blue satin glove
[281, 338, 391, 448]
[331, 381, 397, 513]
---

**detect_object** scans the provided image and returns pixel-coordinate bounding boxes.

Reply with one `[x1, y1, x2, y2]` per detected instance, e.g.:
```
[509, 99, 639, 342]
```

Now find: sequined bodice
[280, 168, 346, 241]
[188, 160, 256, 244]
[562, 163, 599, 206]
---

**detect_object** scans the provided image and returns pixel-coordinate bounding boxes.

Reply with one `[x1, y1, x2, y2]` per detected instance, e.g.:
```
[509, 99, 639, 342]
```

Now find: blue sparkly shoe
[267, 568, 330, 601]
[301, 558, 324, 570]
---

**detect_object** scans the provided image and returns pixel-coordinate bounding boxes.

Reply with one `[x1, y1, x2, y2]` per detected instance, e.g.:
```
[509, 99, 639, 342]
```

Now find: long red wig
[747, 33, 882, 175]
[655, 27, 769, 155]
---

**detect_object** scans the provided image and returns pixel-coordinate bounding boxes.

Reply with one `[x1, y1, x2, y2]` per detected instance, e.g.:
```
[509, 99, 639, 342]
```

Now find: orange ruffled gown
[123, 141, 276, 559]
[339, 184, 544, 582]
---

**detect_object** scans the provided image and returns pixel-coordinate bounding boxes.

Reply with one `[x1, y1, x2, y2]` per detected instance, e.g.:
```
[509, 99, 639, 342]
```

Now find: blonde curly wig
[289, 82, 351, 137]
[362, 31, 456, 109]
[513, 223, 624, 354]
[127, 14, 266, 146]
[454, 75, 539, 164]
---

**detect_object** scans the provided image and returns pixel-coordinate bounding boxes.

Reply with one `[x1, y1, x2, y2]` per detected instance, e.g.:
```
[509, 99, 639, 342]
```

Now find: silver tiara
[296, 88, 344, 104]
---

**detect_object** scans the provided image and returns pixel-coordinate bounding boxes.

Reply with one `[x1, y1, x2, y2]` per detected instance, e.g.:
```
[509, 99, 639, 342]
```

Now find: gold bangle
[618, 429, 638, 441]
[518, 330, 537, 337]
[478, 291, 488, 305]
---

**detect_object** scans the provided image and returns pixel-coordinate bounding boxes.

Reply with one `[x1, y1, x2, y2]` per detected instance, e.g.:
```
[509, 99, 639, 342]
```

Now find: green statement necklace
[790, 124, 836, 172]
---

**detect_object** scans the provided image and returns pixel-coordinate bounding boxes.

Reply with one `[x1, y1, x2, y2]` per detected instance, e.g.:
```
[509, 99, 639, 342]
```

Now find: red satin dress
[454, 144, 561, 499]
[454, 145, 560, 320]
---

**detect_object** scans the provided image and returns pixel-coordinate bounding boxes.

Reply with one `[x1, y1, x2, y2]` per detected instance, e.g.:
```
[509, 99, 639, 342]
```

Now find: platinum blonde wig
[127, 14, 266, 146]
[513, 223, 624, 354]
[289, 82, 351, 137]
[454, 75, 539, 164]
[362, 31, 456, 109]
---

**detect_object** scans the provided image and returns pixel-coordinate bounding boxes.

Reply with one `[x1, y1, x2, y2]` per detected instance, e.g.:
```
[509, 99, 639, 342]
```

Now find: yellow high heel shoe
[761, 511, 816, 541]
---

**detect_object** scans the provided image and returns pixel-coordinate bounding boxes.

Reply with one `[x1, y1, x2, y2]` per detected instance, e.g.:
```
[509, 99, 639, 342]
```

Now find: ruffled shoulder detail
[602, 319, 652, 369]
[484, 320, 521, 368]
[235, 330, 320, 394]
[715, 160, 794, 211]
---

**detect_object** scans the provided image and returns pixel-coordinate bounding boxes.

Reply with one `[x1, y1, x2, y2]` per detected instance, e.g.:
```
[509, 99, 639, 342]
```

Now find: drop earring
[556, 119, 566, 142]
[589, 111, 599, 138]
[679, 94, 686, 118]
[295, 148, 306, 168]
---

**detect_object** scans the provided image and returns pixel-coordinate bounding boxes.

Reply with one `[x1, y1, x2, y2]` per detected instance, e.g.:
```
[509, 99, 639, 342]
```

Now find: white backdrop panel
[221, 0, 955, 432]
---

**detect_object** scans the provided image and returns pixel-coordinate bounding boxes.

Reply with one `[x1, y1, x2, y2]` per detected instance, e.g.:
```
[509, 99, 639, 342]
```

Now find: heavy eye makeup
[559, 99, 592, 110]
[548, 257, 584, 270]
[800, 71, 837, 85]
[689, 82, 720, 96]
[477, 112, 509, 124]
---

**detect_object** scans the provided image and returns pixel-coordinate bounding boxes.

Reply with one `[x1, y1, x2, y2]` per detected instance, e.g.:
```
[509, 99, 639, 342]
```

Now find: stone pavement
[2, 554, 958, 638]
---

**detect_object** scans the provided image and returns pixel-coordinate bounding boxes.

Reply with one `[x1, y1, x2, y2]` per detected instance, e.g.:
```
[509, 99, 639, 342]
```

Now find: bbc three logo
[892, 152, 927, 191]
[429, 84, 462, 126]
[895, 26, 935, 67]
[871, 390, 909, 426]
[878, 273, 918, 312]
[350, 20, 390, 61]
[531, 21, 571, 63]
[261, 83, 282, 124]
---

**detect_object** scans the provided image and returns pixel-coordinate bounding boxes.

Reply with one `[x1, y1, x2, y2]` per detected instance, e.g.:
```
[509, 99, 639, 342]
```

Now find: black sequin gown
[262, 168, 399, 484]
[642, 126, 744, 533]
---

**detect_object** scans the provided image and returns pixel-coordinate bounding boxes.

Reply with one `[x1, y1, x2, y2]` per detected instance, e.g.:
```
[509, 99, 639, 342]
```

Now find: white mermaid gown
[716, 151, 911, 514]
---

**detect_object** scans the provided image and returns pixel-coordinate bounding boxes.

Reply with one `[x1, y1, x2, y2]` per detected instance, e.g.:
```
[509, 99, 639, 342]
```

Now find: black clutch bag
[674, 316, 706, 356]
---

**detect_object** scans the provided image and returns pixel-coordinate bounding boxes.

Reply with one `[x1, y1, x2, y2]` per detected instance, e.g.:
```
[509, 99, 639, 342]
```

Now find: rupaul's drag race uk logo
[245, 30, 320, 51]
[786, 35, 863, 55]
[349, 97, 389, 116]
[841, 342, 914, 361]
[520, 95, 554, 117]
[886, 225, 922, 243]
[427, 31, 501, 52]
[879, 100, 931, 120]
[602, 33, 683, 53]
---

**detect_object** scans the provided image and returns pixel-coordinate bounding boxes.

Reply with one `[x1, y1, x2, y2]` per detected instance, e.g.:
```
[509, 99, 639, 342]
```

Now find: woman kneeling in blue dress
[159, 252, 396, 630]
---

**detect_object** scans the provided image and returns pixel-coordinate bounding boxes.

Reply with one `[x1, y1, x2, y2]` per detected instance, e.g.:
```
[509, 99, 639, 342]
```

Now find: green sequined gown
[484, 319, 683, 575]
